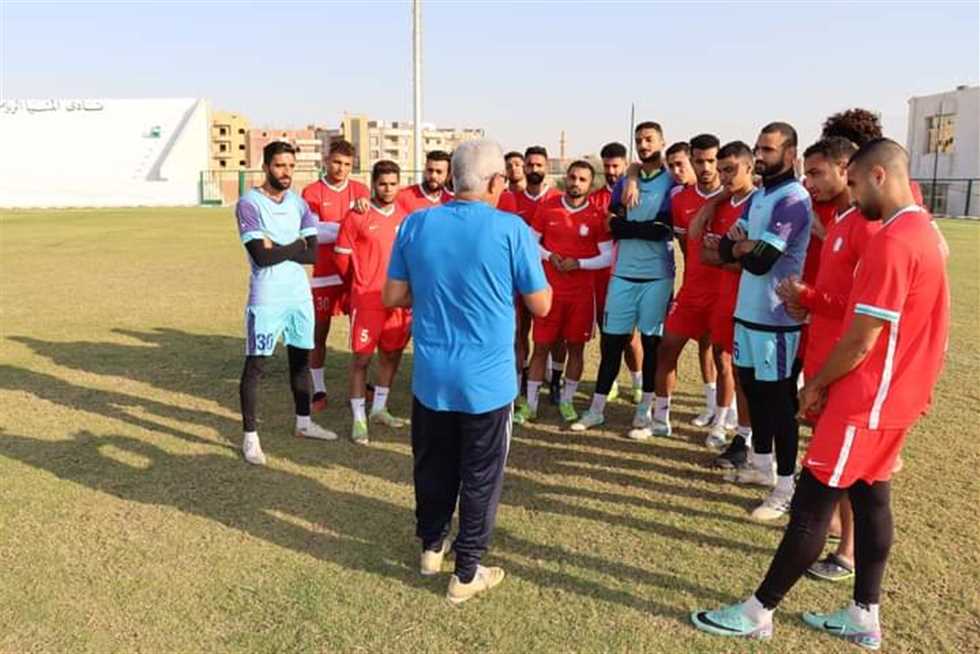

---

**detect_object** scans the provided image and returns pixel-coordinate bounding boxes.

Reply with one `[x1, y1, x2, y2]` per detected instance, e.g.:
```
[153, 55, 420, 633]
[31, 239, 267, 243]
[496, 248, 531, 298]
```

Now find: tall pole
[929, 99, 943, 214]
[412, 0, 423, 184]
[628, 103, 635, 161]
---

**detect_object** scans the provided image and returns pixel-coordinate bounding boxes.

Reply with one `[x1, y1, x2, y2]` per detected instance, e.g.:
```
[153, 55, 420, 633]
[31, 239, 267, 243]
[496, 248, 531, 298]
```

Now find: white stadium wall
[0, 98, 210, 208]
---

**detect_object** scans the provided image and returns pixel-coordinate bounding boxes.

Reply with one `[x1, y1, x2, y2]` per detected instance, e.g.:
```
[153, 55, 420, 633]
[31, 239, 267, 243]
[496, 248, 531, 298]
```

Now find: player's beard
[638, 151, 661, 166]
[566, 187, 584, 199]
[423, 178, 443, 193]
[268, 174, 291, 191]
[526, 172, 545, 186]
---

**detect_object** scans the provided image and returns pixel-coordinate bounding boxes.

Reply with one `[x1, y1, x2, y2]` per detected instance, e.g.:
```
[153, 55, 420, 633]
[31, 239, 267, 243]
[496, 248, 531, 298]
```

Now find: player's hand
[353, 197, 370, 214]
[798, 383, 827, 419]
[727, 224, 747, 241]
[548, 253, 564, 271]
[733, 239, 755, 257]
[775, 275, 805, 303]
[559, 257, 580, 272]
[624, 177, 640, 209]
[786, 301, 808, 322]
[702, 233, 721, 250]
[261, 236, 273, 250]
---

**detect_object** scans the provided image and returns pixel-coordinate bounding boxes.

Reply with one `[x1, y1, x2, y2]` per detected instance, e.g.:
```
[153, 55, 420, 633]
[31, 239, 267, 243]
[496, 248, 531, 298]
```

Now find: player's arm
[289, 203, 319, 265]
[727, 195, 809, 275]
[566, 240, 613, 271]
[701, 233, 741, 272]
[383, 217, 413, 308]
[333, 211, 357, 278]
[513, 222, 552, 317]
[776, 276, 847, 319]
[689, 191, 729, 241]
[622, 163, 641, 208]
[236, 199, 307, 267]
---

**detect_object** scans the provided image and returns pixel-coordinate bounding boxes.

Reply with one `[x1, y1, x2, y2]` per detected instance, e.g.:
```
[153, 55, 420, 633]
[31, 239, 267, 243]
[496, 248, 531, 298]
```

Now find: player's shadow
[0, 428, 739, 619]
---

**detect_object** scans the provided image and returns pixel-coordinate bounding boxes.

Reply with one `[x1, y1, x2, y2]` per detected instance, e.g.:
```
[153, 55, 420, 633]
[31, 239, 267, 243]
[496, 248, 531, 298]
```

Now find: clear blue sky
[3, 1, 978, 157]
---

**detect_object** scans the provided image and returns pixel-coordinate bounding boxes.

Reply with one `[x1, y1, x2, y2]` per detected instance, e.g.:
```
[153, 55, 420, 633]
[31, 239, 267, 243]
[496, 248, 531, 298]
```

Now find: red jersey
[672, 185, 724, 303]
[395, 183, 453, 215]
[531, 195, 611, 298]
[709, 190, 755, 300]
[511, 185, 561, 225]
[822, 207, 949, 430]
[802, 200, 837, 286]
[334, 202, 407, 310]
[301, 177, 370, 286]
[800, 206, 881, 375]
[588, 183, 616, 215]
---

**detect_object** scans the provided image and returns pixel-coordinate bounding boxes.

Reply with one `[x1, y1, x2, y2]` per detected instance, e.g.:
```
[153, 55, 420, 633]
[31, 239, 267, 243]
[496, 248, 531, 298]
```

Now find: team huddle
[232, 107, 950, 649]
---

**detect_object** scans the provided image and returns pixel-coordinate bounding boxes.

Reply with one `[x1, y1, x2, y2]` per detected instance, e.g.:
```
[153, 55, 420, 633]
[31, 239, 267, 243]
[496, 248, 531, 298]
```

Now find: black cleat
[713, 435, 748, 469]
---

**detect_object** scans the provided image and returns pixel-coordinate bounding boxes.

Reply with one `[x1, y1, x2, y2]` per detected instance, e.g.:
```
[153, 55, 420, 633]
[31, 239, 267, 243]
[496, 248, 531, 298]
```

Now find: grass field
[1, 207, 978, 653]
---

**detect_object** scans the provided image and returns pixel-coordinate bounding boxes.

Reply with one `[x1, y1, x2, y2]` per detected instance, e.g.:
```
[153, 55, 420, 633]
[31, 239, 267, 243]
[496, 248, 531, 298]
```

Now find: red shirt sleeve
[529, 203, 545, 236]
[334, 210, 358, 278]
[498, 191, 517, 213]
[850, 234, 912, 322]
[799, 284, 848, 319]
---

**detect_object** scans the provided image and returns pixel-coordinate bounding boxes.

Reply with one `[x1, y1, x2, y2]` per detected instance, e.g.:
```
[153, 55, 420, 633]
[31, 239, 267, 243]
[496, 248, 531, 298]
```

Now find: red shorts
[709, 297, 737, 353]
[803, 415, 908, 488]
[533, 295, 594, 345]
[313, 284, 349, 320]
[350, 306, 411, 354]
[594, 268, 612, 327]
[664, 292, 713, 341]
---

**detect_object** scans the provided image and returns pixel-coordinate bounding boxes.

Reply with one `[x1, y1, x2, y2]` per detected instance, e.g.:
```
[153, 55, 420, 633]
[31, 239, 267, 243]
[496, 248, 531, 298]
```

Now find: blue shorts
[602, 276, 673, 336]
[733, 323, 801, 381]
[244, 301, 315, 356]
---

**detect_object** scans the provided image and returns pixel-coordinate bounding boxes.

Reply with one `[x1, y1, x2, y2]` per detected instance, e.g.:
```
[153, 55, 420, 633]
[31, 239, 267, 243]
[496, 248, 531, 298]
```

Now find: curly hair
[821, 108, 883, 147]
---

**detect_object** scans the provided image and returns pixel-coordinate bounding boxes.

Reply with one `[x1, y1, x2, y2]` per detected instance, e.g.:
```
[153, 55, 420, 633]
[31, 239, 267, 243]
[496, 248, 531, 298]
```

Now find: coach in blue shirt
[384, 139, 551, 605]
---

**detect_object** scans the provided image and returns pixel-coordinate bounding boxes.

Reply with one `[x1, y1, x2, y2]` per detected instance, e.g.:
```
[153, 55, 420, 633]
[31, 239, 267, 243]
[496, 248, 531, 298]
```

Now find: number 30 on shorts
[253, 332, 275, 351]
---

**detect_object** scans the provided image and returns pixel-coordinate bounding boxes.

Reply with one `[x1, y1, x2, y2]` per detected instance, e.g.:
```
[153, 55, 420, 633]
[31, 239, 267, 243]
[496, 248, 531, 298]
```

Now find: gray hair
[451, 139, 504, 194]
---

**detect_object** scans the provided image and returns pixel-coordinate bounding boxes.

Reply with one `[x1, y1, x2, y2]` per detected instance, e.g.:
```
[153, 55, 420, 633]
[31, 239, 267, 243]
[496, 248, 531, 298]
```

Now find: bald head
[846, 138, 915, 221]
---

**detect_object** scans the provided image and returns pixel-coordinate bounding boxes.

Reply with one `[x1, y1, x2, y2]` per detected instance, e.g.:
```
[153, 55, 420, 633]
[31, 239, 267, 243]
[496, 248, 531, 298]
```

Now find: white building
[0, 98, 210, 208]
[906, 85, 979, 217]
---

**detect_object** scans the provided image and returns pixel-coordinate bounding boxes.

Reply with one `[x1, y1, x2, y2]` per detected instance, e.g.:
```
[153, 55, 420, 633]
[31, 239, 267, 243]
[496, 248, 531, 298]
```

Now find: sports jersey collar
[883, 204, 921, 227]
[605, 182, 616, 192]
[417, 183, 444, 203]
[371, 201, 396, 217]
[321, 176, 349, 193]
[835, 205, 857, 224]
[731, 188, 756, 207]
[695, 184, 724, 199]
[762, 167, 796, 192]
[638, 167, 663, 181]
[560, 196, 590, 213]
[524, 184, 551, 201]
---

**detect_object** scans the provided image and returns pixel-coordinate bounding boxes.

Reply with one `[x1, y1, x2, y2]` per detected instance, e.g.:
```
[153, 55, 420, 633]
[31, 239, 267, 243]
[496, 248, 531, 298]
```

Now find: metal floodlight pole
[628, 102, 635, 161]
[929, 99, 943, 214]
[413, 0, 423, 184]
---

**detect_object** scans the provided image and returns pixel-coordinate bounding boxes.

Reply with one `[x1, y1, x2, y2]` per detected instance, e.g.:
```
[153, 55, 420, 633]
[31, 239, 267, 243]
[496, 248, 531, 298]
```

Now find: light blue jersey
[236, 188, 318, 306]
[610, 169, 677, 280]
[734, 178, 812, 328]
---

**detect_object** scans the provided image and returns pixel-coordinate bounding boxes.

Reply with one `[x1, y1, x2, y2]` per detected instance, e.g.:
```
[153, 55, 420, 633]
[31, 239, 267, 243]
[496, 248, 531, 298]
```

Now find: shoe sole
[296, 431, 338, 441]
[800, 617, 881, 650]
[446, 574, 505, 606]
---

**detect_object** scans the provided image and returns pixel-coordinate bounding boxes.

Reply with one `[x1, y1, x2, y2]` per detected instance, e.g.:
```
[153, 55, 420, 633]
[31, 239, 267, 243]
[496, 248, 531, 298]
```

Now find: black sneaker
[713, 435, 748, 469]
[549, 371, 562, 406]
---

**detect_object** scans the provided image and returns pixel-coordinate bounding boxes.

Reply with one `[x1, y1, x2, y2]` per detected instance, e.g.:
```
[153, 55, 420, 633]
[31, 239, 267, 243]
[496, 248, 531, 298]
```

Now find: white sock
[589, 393, 607, 415]
[561, 379, 579, 403]
[631, 371, 642, 388]
[351, 398, 367, 423]
[296, 415, 311, 431]
[848, 601, 880, 629]
[527, 381, 542, 413]
[704, 382, 717, 413]
[712, 406, 730, 427]
[243, 430, 259, 442]
[653, 395, 670, 422]
[310, 367, 326, 394]
[371, 386, 390, 414]
[640, 391, 655, 411]
[737, 425, 753, 447]
[752, 451, 774, 472]
[741, 594, 774, 625]
[775, 474, 795, 494]
[546, 353, 553, 371]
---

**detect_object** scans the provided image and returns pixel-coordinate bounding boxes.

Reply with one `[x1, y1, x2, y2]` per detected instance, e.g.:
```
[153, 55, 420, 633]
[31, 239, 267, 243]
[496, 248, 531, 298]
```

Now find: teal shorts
[733, 322, 801, 381]
[602, 276, 673, 336]
[244, 301, 315, 356]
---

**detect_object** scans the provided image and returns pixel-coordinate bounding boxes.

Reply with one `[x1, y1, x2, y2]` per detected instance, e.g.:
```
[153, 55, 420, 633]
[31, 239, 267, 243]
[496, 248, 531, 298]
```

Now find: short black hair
[690, 134, 720, 153]
[263, 141, 296, 166]
[567, 159, 595, 179]
[803, 137, 858, 164]
[600, 142, 628, 160]
[525, 145, 548, 160]
[665, 141, 690, 158]
[426, 150, 451, 164]
[760, 122, 798, 148]
[822, 108, 882, 147]
[328, 139, 355, 158]
[504, 151, 524, 162]
[847, 137, 908, 170]
[717, 140, 753, 161]
[634, 121, 663, 136]
[372, 159, 400, 182]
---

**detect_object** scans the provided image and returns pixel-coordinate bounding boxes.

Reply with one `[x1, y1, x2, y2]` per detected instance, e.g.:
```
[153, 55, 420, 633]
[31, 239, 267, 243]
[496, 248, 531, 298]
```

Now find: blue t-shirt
[734, 179, 813, 328]
[611, 168, 677, 280]
[236, 188, 318, 306]
[387, 199, 547, 413]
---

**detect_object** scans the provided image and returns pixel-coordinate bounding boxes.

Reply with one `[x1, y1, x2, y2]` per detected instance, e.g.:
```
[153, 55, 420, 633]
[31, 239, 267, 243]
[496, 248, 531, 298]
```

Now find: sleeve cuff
[854, 303, 900, 321]
[334, 246, 353, 255]
[299, 227, 318, 238]
[240, 230, 265, 244]
[760, 231, 787, 252]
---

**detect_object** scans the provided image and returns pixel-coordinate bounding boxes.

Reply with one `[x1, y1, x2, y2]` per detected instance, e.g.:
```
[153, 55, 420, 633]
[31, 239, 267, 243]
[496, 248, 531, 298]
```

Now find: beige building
[210, 110, 250, 170]
[340, 114, 484, 173]
[247, 127, 321, 171]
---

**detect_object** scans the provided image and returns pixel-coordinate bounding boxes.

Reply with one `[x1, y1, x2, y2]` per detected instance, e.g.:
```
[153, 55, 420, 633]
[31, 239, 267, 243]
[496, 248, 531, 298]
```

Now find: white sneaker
[751, 487, 793, 521]
[570, 410, 604, 432]
[242, 433, 266, 465]
[447, 565, 505, 605]
[296, 421, 338, 441]
[691, 409, 715, 428]
[626, 426, 651, 441]
[632, 404, 652, 429]
[420, 539, 452, 576]
[650, 418, 672, 437]
[734, 463, 776, 487]
[704, 421, 728, 450]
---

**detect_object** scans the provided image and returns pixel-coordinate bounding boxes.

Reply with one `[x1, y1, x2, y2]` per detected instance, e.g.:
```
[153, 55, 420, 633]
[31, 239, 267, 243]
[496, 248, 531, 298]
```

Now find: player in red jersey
[590, 141, 644, 405]
[692, 139, 950, 650]
[665, 141, 697, 187]
[300, 140, 371, 412]
[396, 150, 453, 214]
[334, 160, 411, 444]
[694, 140, 757, 467]
[515, 161, 612, 425]
[496, 151, 526, 212]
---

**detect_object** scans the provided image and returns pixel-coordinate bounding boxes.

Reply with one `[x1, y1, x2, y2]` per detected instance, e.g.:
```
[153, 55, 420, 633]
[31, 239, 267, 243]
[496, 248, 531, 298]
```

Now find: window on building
[219, 143, 228, 152]
[926, 114, 955, 154]
[219, 127, 228, 136]
[239, 160, 246, 167]
[219, 160, 227, 168]
[239, 144, 245, 150]
[262, 131, 268, 137]
[238, 128, 245, 135]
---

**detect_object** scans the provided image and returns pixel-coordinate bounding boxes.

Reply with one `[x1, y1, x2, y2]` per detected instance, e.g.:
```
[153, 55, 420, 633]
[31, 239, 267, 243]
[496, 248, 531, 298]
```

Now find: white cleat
[243, 433, 267, 465]
[570, 410, 605, 432]
[704, 421, 729, 450]
[626, 426, 652, 441]
[632, 405, 652, 429]
[296, 421, 338, 441]
[751, 487, 794, 521]
[691, 409, 716, 428]
[734, 464, 776, 487]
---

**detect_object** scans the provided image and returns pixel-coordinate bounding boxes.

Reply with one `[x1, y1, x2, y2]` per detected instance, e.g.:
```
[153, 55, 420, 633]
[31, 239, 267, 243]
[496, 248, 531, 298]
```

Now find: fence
[912, 178, 979, 218]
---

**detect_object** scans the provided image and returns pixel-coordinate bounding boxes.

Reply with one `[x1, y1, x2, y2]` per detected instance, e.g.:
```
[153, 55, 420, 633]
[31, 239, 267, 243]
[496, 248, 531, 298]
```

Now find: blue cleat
[801, 606, 882, 650]
[691, 602, 773, 640]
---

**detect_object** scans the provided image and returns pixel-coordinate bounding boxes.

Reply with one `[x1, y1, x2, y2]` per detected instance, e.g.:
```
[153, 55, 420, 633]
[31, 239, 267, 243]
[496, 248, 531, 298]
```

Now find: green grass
[1, 207, 978, 653]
